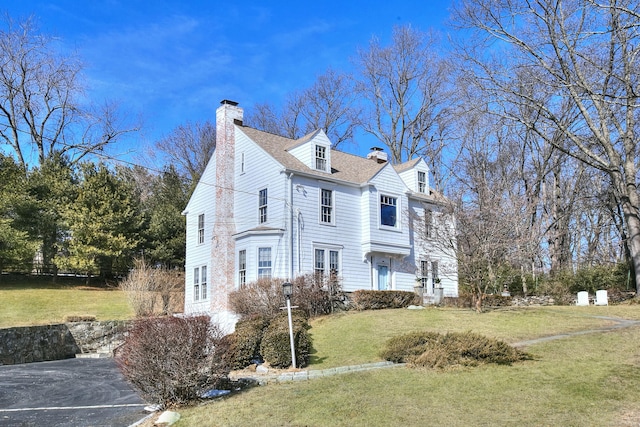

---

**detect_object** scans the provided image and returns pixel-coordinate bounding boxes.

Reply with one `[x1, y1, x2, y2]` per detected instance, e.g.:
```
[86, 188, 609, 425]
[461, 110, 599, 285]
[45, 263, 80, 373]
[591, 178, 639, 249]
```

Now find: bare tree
[297, 68, 359, 149]
[453, 0, 640, 294]
[154, 120, 215, 184]
[353, 25, 453, 171]
[0, 15, 137, 168]
[246, 68, 358, 149]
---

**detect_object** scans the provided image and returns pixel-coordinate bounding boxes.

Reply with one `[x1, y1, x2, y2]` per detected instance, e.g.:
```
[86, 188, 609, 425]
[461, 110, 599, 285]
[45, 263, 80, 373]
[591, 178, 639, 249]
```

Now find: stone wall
[0, 320, 131, 365]
[66, 320, 130, 354]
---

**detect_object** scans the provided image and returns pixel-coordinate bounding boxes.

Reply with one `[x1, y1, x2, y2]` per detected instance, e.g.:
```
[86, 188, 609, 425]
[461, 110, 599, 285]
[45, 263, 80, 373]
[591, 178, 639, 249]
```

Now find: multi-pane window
[320, 189, 333, 224]
[420, 260, 429, 289]
[258, 247, 272, 278]
[315, 145, 327, 171]
[193, 266, 207, 301]
[197, 214, 205, 244]
[238, 250, 247, 287]
[259, 188, 268, 224]
[425, 209, 433, 238]
[432, 261, 439, 287]
[193, 267, 200, 301]
[380, 195, 397, 227]
[314, 248, 340, 277]
[329, 250, 339, 276]
[418, 171, 426, 193]
[315, 249, 325, 277]
[200, 266, 207, 300]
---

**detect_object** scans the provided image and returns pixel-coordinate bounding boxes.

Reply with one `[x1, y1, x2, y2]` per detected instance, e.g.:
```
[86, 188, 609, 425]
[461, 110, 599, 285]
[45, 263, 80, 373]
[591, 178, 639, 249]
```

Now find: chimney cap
[370, 146, 384, 152]
[220, 99, 239, 106]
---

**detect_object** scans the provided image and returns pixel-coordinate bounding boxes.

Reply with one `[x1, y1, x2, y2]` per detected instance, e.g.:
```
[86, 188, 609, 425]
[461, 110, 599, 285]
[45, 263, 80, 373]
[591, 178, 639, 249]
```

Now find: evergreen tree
[0, 155, 35, 272]
[56, 163, 144, 279]
[143, 166, 189, 268]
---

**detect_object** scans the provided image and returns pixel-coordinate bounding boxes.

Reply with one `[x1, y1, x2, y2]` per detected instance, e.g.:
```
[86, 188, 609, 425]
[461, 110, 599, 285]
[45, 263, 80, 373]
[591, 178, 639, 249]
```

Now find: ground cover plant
[379, 330, 530, 368]
[306, 306, 627, 368]
[0, 275, 133, 327]
[174, 306, 640, 426]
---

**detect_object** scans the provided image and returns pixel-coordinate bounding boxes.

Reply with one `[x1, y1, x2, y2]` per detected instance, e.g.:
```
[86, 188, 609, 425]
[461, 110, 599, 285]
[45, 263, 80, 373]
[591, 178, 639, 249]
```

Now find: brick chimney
[211, 100, 243, 330]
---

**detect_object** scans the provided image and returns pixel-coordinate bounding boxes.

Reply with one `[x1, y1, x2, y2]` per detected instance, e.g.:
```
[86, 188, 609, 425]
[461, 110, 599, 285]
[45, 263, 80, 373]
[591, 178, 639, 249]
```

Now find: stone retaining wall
[0, 320, 131, 365]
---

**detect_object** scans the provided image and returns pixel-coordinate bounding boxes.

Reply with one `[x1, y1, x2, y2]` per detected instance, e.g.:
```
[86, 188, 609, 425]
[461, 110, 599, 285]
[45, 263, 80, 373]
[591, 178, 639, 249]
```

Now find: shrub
[64, 315, 97, 322]
[260, 311, 311, 368]
[225, 315, 270, 370]
[229, 277, 285, 319]
[115, 315, 230, 407]
[379, 331, 442, 363]
[293, 274, 345, 316]
[351, 290, 420, 310]
[119, 258, 184, 317]
[380, 331, 530, 369]
[230, 275, 342, 319]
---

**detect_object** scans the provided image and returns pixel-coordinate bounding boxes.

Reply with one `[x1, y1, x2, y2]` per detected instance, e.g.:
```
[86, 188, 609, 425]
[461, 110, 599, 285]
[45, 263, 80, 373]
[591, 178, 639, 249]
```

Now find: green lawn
[177, 306, 640, 426]
[3, 279, 640, 426]
[0, 276, 133, 327]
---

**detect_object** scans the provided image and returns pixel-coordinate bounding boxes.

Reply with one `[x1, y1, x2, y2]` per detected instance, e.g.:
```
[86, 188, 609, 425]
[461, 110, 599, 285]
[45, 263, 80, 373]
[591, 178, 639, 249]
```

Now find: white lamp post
[282, 281, 297, 369]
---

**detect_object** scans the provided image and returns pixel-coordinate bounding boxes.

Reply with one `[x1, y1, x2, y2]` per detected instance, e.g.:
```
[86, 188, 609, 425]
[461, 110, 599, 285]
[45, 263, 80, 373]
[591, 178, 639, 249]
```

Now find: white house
[183, 100, 458, 331]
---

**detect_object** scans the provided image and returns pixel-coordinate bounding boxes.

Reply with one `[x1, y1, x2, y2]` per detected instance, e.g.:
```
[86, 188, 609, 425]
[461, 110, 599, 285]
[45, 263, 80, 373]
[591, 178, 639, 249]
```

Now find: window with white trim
[320, 189, 333, 224]
[314, 248, 340, 277]
[193, 265, 208, 301]
[329, 250, 339, 275]
[425, 209, 433, 238]
[431, 261, 439, 287]
[420, 260, 429, 289]
[201, 265, 207, 300]
[380, 195, 398, 227]
[418, 171, 426, 193]
[241, 152, 245, 173]
[315, 249, 325, 277]
[193, 267, 200, 301]
[258, 247, 272, 278]
[197, 214, 205, 244]
[238, 250, 247, 286]
[258, 188, 268, 224]
[315, 145, 327, 171]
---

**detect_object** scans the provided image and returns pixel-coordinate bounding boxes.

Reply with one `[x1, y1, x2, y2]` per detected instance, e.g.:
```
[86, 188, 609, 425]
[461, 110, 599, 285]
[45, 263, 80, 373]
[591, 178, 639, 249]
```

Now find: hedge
[351, 290, 420, 310]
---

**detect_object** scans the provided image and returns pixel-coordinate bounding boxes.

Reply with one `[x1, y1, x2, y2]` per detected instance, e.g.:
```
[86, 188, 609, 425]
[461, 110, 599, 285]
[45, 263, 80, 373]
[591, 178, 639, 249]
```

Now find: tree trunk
[620, 195, 640, 295]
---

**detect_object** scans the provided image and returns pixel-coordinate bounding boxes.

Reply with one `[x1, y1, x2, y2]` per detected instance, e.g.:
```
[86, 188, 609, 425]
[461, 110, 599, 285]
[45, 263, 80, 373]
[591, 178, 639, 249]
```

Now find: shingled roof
[239, 126, 387, 185]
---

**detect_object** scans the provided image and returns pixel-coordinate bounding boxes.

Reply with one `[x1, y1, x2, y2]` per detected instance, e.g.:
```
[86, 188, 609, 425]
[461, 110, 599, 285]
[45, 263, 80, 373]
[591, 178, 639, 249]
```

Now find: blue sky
[6, 1, 453, 164]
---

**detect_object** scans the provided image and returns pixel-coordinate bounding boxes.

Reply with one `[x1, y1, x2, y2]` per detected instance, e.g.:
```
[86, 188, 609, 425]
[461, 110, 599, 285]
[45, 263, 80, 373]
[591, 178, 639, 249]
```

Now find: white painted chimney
[367, 146, 388, 163]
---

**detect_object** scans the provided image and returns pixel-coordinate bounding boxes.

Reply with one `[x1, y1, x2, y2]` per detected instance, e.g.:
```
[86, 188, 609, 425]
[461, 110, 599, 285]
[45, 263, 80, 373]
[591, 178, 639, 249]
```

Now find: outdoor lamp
[282, 282, 293, 300]
[281, 281, 296, 369]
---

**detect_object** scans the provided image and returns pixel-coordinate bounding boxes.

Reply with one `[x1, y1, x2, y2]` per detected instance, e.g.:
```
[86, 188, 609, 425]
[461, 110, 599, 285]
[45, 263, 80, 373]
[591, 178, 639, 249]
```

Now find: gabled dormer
[288, 129, 332, 173]
[395, 158, 430, 195]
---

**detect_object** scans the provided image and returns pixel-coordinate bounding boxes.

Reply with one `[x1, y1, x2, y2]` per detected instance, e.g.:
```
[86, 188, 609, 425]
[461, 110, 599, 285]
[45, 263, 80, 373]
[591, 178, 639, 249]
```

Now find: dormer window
[315, 145, 327, 171]
[418, 171, 426, 193]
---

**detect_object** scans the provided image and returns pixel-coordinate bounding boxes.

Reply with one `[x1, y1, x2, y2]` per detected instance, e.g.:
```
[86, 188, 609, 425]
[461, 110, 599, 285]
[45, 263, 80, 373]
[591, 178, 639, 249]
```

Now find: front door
[378, 265, 389, 290]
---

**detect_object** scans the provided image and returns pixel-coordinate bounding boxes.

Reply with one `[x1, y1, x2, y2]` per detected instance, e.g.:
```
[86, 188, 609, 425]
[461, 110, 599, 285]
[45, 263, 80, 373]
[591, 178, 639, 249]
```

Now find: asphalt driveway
[0, 357, 148, 427]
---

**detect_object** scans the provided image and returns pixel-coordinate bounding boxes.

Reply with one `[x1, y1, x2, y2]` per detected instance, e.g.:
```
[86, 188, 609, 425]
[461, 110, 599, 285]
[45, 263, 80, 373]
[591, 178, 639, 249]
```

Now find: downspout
[298, 209, 302, 273]
[288, 172, 294, 280]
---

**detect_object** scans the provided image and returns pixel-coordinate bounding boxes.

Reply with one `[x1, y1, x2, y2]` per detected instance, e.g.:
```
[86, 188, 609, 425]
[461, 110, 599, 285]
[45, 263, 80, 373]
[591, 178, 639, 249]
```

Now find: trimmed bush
[351, 290, 420, 310]
[260, 311, 311, 368]
[380, 330, 530, 369]
[225, 315, 270, 370]
[115, 315, 230, 407]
